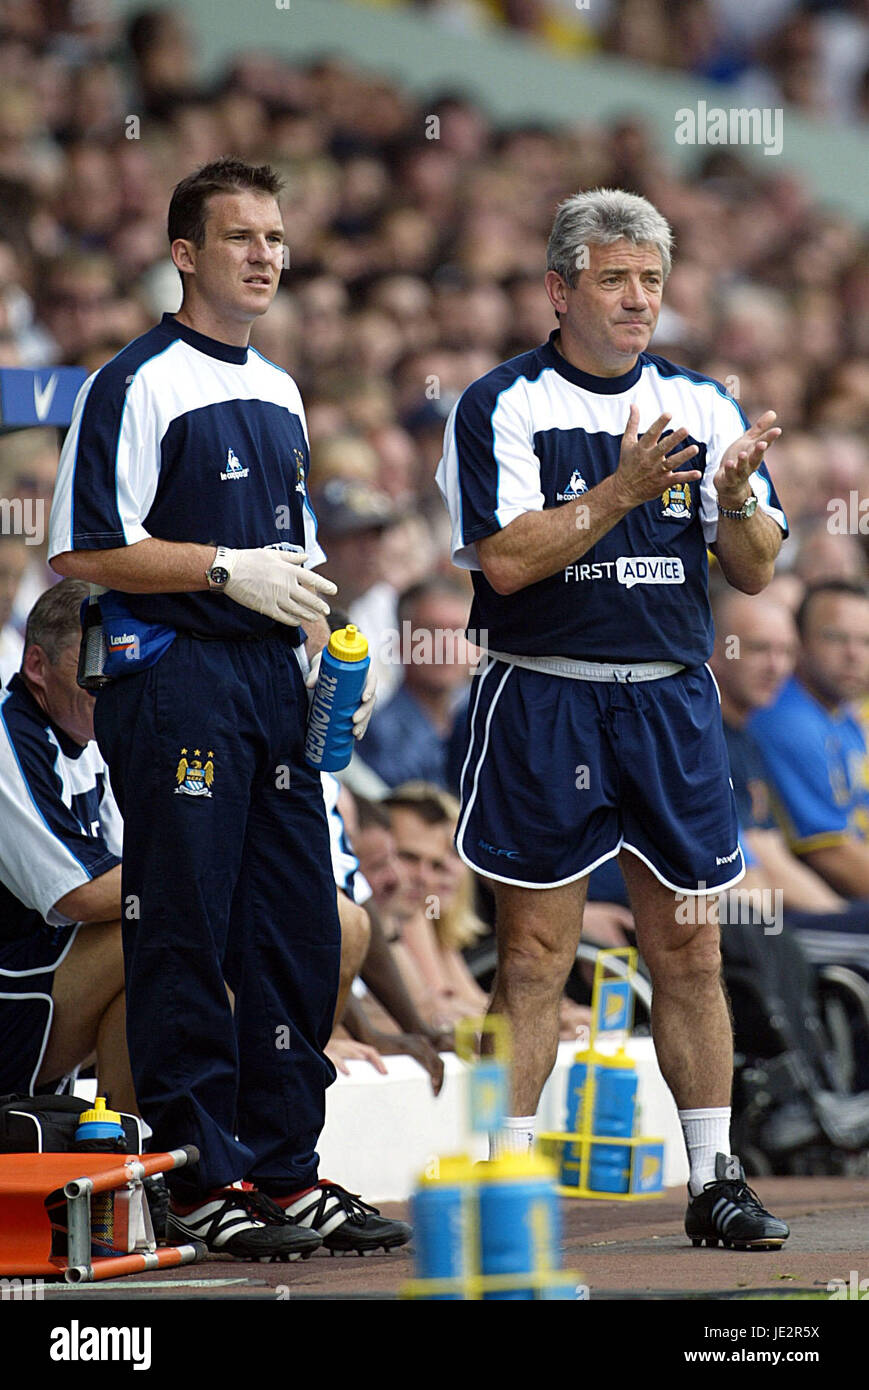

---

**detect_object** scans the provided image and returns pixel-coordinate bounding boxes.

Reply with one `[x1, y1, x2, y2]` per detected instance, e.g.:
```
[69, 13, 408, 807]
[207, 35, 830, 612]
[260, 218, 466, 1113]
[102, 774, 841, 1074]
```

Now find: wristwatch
[206, 545, 234, 589]
[717, 494, 758, 521]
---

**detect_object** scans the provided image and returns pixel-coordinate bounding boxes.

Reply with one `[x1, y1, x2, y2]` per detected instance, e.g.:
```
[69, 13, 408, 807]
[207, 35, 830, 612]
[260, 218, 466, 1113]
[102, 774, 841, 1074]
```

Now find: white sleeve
[700, 392, 788, 544]
[436, 381, 543, 571]
[48, 370, 158, 561]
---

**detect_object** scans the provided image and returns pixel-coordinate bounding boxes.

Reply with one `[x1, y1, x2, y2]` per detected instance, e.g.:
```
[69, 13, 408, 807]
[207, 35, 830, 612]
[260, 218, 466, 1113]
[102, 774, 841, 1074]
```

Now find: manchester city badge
[175, 748, 214, 797]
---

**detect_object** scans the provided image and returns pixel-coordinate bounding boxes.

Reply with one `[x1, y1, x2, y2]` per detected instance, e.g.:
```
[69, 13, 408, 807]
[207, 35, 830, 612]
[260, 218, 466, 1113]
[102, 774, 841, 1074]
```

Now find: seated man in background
[711, 585, 869, 979]
[359, 577, 473, 790]
[357, 783, 588, 1038]
[748, 581, 869, 906]
[321, 772, 445, 1094]
[0, 579, 135, 1109]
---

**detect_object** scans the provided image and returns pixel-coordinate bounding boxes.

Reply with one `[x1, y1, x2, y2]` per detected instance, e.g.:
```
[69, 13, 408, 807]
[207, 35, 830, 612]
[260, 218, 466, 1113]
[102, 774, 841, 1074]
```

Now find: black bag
[0, 1093, 143, 1154]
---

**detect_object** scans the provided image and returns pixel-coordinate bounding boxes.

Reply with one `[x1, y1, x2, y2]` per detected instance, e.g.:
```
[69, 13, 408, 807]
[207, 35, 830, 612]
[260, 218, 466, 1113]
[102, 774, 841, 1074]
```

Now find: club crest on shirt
[220, 446, 249, 481]
[556, 469, 589, 502]
[660, 480, 692, 519]
[175, 747, 214, 797]
[294, 448, 306, 494]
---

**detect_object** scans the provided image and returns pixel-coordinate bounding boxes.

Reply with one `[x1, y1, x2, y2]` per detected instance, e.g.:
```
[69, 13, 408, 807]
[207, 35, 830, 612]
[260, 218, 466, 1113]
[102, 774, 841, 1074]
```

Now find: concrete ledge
[318, 1037, 689, 1202]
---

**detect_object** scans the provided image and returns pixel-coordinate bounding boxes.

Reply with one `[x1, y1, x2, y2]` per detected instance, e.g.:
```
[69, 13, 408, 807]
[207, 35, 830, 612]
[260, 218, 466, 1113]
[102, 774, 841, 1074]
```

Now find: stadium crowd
[398, 0, 869, 124]
[0, 1, 867, 1155]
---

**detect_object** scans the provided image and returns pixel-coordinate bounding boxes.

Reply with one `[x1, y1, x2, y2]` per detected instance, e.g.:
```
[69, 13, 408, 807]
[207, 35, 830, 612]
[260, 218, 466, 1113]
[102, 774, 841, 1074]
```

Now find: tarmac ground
[35, 1176, 869, 1302]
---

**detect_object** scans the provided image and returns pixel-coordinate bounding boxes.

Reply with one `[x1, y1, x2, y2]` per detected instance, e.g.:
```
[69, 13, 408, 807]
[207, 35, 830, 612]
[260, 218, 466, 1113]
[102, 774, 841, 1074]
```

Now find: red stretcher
[0, 1145, 204, 1283]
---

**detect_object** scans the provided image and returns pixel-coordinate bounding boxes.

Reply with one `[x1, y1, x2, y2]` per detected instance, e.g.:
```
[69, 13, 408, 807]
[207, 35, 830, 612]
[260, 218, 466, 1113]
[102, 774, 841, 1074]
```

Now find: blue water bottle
[304, 625, 370, 773]
[560, 1049, 590, 1188]
[588, 1048, 638, 1194]
[75, 1097, 128, 1257]
[478, 1153, 561, 1300]
[411, 1156, 476, 1299]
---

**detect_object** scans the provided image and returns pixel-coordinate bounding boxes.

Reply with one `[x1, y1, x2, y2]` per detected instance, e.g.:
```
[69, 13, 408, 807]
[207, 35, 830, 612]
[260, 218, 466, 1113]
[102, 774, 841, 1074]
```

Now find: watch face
[209, 566, 230, 587]
[744, 495, 758, 516]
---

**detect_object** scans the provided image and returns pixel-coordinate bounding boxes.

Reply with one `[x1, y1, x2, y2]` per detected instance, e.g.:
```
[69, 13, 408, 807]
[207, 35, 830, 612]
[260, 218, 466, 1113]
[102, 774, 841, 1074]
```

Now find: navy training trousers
[94, 628, 340, 1195]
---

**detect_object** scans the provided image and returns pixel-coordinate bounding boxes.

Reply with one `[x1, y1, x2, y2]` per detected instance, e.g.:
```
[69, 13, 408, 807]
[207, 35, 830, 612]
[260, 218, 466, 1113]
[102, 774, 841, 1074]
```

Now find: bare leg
[37, 919, 138, 1113]
[619, 851, 731, 1108]
[94, 990, 137, 1114]
[488, 877, 587, 1114]
[333, 895, 371, 1028]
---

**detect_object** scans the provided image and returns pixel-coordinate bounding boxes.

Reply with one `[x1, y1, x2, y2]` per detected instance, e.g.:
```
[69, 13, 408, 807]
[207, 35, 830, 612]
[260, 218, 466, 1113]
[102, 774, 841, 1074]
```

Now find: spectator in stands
[0, 534, 28, 686]
[33, 253, 119, 364]
[388, 782, 490, 1020]
[380, 783, 588, 1037]
[0, 429, 60, 633]
[326, 790, 448, 1090]
[360, 576, 474, 789]
[0, 579, 134, 1108]
[312, 478, 403, 701]
[793, 522, 867, 588]
[748, 582, 869, 900]
[711, 588, 869, 979]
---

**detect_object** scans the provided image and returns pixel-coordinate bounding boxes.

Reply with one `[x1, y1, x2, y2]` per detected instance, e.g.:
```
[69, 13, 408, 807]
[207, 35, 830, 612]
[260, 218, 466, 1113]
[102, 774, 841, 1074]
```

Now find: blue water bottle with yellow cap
[75, 1097, 127, 1257]
[561, 1047, 591, 1188]
[304, 624, 370, 773]
[478, 1152, 561, 1300]
[589, 1047, 637, 1193]
[411, 1156, 476, 1299]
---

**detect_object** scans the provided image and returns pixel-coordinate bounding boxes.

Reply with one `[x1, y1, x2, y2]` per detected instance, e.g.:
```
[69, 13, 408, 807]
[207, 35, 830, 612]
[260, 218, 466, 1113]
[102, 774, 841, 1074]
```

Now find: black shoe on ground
[685, 1153, 790, 1251]
[143, 1174, 168, 1242]
[272, 1180, 412, 1255]
[166, 1187, 323, 1261]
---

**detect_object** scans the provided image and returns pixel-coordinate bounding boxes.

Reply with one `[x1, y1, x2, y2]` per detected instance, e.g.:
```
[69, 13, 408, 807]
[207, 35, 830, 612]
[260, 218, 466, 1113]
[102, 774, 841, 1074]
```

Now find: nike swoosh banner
[0, 367, 88, 427]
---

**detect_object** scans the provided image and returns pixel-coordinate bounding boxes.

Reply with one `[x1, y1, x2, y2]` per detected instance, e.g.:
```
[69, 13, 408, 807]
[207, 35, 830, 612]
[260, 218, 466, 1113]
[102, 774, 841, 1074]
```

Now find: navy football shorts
[455, 660, 744, 893]
[0, 925, 78, 1094]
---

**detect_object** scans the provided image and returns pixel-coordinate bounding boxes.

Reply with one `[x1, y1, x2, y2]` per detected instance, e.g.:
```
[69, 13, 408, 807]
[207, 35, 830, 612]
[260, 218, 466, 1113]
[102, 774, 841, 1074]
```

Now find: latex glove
[305, 652, 377, 739]
[221, 548, 336, 627]
[352, 661, 377, 739]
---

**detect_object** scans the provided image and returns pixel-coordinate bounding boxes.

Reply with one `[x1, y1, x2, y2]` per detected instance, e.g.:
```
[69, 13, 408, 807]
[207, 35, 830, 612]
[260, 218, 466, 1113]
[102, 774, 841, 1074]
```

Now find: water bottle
[560, 1048, 591, 1188]
[411, 1155, 475, 1300]
[75, 1097, 127, 1257]
[304, 625, 370, 773]
[588, 1048, 638, 1194]
[478, 1153, 562, 1300]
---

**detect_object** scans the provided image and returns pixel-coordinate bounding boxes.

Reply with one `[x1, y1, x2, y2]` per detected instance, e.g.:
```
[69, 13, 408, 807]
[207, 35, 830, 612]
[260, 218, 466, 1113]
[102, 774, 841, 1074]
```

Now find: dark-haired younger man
[49, 158, 404, 1259]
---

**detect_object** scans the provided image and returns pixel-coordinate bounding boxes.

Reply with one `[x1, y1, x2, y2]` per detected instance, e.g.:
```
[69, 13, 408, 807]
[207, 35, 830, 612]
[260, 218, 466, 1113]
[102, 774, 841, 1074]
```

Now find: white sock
[679, 1107, 731, 1196]
[489, 1115, 536, 1159]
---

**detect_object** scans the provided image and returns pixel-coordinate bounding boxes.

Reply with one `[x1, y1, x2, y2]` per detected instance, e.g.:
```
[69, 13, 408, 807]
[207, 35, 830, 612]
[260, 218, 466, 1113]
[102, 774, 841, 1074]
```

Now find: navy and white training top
[436, 331, 787, 666]
[48, 313, 325, 640]
[0, 674, 122, 939]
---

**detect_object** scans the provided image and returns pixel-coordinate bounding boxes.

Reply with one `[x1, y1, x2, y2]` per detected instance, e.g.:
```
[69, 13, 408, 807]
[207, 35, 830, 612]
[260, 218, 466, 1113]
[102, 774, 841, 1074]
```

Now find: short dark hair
[354, 796, 392, 833]
[397, 576, 468, 627]
[167, 157, 285, 280]
[796, 579, 869, 637]
[23, 579, 88, 664]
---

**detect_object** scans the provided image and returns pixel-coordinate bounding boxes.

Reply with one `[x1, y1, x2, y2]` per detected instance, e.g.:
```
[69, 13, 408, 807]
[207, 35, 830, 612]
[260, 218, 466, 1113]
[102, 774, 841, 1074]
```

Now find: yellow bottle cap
[327, 624, 369, 662]
[77, 1096, 123, 1126]
[417, 1154, 476, 1187]
[598, 1046, 636, 1069]
[476, 1152, 557, 1183]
